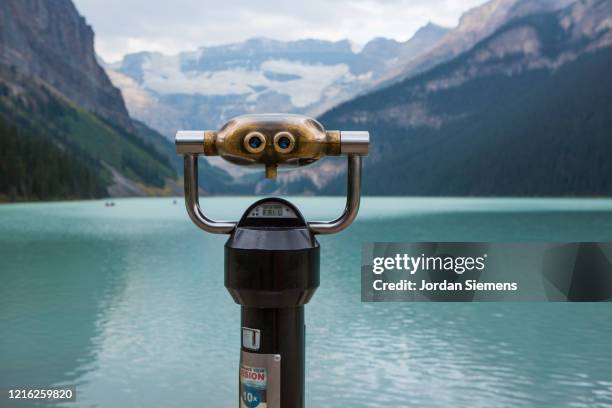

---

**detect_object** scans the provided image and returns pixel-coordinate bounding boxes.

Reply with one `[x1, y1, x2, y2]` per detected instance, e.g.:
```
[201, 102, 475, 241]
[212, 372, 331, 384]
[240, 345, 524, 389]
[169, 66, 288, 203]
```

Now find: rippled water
[1, 197, 612, 408]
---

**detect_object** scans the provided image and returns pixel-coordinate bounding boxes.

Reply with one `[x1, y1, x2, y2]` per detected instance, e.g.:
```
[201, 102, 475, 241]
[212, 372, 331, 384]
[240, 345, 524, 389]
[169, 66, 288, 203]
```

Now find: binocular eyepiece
[176, 114, 368, 179]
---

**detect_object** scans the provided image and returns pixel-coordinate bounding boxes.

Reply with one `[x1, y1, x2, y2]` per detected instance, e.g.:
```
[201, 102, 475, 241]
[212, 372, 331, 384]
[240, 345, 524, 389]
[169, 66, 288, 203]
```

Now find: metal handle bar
[308, 155, 361, 234]
[183, 154, 236, 234]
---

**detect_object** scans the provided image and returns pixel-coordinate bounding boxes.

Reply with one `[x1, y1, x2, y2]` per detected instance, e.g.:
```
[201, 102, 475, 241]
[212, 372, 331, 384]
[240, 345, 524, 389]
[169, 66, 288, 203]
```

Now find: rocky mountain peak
[0, 0, 133, 130]
[376, 0, 579, 86]
[416, 22, 450, 37]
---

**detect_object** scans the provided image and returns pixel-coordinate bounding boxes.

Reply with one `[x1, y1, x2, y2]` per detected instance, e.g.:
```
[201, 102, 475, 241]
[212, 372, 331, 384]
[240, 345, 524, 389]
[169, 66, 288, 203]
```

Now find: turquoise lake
[1, 197, 612, 407]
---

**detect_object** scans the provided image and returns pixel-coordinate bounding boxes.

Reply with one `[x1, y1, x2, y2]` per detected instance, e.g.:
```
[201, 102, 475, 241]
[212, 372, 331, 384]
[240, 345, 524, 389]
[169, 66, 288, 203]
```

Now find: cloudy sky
[73, 0, 489, 63]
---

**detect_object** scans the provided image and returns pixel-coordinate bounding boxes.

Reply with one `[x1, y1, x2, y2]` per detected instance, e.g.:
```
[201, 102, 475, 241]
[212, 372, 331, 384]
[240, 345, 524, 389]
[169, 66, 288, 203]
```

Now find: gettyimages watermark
[362, 243, 612, 302]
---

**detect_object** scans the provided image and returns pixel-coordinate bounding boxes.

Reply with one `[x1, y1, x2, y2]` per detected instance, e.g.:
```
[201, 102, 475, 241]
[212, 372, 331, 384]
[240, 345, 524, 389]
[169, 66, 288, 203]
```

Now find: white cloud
[73, 0, 489, 62]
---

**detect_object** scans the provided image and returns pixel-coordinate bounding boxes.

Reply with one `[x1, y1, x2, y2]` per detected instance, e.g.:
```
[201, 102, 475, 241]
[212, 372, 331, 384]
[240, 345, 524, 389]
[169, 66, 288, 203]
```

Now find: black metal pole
[242, 306, 305, 407]
[225, 198, 319, 408]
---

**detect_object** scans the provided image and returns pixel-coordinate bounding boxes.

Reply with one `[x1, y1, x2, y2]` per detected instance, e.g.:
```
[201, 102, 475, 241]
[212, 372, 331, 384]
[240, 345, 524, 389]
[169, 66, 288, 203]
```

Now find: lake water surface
[1, 197, 612, 407]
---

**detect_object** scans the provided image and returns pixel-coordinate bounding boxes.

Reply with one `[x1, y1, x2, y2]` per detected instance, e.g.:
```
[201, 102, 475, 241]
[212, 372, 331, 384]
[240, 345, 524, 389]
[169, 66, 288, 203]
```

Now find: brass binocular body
[176, 114, 368, 178]
[176, 114, 369, 235]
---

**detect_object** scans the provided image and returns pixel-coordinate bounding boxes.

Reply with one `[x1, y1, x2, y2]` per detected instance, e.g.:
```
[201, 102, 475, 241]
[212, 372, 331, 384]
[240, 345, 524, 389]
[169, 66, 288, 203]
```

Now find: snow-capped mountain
[376, 0, 576, 86]
[105, 23, 448, 139]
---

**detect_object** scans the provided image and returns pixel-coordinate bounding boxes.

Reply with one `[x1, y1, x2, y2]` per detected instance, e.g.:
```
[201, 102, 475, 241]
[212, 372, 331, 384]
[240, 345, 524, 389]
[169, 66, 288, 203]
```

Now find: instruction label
[240, 364, 267, 408]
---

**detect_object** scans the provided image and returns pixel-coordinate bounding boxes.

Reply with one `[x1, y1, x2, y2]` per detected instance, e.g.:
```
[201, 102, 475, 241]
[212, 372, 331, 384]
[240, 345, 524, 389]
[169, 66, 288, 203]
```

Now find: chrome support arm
[183, 155, 236, 234]
[308, 154, 362, 235]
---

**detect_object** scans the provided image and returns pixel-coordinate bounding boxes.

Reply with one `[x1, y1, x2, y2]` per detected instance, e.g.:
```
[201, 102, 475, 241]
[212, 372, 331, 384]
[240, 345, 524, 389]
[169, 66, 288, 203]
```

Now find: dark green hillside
[319, 10, 612, 196]
[0, 70, 177, 201]
[0, 117, 106, 201]
[132, 119, 179, 168]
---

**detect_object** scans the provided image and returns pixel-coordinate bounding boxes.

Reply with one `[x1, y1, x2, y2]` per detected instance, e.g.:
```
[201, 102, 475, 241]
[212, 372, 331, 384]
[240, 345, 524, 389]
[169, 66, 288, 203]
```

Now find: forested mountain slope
[0, 0, 183, 200]
[319, 0, 612, 196]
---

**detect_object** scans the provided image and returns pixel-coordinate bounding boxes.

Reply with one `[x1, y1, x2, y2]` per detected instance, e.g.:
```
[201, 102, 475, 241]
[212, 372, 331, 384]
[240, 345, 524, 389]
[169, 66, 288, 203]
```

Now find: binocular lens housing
[244, 132, 266, 154]
[274, 131, 295, 153]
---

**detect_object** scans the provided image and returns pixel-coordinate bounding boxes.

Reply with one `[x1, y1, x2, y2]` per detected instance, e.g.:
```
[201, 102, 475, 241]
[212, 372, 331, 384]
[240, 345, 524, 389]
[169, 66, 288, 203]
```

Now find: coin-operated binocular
[176, 114, 369, 408]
